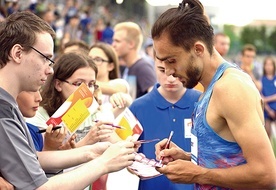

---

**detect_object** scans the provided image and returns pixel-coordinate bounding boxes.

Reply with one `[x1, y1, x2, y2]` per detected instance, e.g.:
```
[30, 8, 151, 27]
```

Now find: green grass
[272, 136, 276, 157]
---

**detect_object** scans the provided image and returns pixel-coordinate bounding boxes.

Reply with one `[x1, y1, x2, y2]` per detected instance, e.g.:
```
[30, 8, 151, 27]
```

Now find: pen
[37, 126, 62, 134]
[136, 138, 160, 144]
[159, 131, 174, 164]
[108, 124, 126, 130]
[93, 120, 126, 130]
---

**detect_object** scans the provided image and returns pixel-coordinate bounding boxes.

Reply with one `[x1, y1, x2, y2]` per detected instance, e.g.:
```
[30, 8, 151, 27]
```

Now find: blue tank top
[191, 62, 246, 190]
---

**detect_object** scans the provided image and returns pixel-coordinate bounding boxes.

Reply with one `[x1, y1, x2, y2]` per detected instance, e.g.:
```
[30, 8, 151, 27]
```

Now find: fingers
[95, 123, 114, 142]
[45, 124, 65, 138]
[155, 138, 169, 159]
[110, 92, 126, 108]
[100, 140, 136, 173]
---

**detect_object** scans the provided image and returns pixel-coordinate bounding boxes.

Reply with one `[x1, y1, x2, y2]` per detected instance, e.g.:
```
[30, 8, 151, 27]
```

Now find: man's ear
[194, 43, 204, 56]
[11, 44, 24, 63]
[128, 39, 136, 50]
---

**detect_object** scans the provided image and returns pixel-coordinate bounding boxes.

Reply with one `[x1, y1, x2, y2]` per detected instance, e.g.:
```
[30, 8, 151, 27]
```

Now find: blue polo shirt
[129, 83, 201, 190]
[27, 122, 44, 151]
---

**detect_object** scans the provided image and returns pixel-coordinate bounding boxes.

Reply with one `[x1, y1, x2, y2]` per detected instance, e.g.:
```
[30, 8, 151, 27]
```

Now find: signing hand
[156, 159, 206, 184]
[155, 139, 190, 164]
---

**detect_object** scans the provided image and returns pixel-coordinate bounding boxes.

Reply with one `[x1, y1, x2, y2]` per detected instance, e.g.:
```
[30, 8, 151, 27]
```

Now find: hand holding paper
[127, 153, 163, 180]
[113, 107, 143, 141]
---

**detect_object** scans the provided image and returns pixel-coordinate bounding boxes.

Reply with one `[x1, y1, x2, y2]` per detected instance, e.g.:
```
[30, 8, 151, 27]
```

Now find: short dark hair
[0, 11, 55, 68]
[151, 0, 214, 55]
[63, 40, 90, 54]
[241, 44, 256, 55]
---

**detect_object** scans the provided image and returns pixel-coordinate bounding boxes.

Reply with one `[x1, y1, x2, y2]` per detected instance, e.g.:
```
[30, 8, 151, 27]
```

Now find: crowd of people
[0, 0, 275, 190]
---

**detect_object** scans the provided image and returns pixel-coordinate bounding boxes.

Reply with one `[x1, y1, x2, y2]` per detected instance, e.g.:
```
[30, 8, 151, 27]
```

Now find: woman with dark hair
[261, 56, 276, 139]
[27, 52, 119, 147]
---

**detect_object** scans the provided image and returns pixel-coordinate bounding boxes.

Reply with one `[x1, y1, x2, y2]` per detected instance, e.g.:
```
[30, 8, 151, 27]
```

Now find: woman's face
[55, 67, 97, 101]
[264, 58, 275, 76]
[89, 47, 114, 81]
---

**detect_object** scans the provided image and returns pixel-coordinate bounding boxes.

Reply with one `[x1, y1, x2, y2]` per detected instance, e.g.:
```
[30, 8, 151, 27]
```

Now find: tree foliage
[240, 25, 275, 54]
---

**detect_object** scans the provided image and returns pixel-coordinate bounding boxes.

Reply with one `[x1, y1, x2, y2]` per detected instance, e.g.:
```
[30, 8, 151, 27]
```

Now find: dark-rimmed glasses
[92, 57, 110, 65]
[62, 80, 99, 91]
[29, 46, 55, 66]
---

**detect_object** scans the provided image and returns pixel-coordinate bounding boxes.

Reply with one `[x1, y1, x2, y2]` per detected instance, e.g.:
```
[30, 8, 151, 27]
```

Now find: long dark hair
[263, 56, 276, 76]
[40, 52, 98, 116]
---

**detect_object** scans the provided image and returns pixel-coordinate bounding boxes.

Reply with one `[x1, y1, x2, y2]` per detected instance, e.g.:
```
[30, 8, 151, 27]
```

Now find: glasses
[29, 46, 55, 66]
[92, 57, 109, 65]
[62, 80, 99, 91]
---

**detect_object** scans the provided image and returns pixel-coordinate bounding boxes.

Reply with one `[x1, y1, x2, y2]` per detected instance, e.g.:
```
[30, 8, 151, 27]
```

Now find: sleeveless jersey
[191, 62, 246, 190]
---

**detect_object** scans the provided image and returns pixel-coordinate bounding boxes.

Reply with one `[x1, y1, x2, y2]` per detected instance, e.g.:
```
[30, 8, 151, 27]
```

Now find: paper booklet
[113, 108, 164, 179]
[113, 107, 143, 141]
[46, 83, 99, 134]
[127, 153, 164, 180]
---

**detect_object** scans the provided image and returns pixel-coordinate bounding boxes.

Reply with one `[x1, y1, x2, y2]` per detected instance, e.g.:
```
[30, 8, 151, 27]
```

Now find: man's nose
[165, 67, 175, 76]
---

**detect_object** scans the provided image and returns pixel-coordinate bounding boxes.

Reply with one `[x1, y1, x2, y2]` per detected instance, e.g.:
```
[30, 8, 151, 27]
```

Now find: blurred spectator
[101, 21, 114, 44]
[38, 9, 57, 32]
[61, 14, 81, 49]
[239, 44, 262, 90]
[7, 1, 19, 15]
[38, 9, 59, 52]
[112, 21, 157, 99]
[80, 9, 92, 46]
[63, 0, 78, 25]
[214, 32, 230, 57]
[0, 6, 7, 21]
[61, 40, 90, 55]
[260, 56, 276, 139]
[142, 38, 154, 66]
[94, 18, 105, 42]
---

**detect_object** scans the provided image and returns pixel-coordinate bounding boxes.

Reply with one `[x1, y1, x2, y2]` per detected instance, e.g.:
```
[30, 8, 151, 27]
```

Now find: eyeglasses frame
[61, 80, 99, 91]
[28, 46, 55, 66]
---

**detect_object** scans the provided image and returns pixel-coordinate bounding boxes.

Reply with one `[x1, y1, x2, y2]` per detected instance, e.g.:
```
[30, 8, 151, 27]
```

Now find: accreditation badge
[184, 118, 192, 138]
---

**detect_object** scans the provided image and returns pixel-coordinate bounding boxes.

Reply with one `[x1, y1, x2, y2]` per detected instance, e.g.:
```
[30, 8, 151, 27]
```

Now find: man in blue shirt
[129, 58, 201, 190]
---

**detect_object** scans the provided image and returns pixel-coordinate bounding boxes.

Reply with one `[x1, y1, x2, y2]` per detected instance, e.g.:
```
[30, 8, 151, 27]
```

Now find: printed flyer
[113, 107, 143, 141]
[46, 83, 99, 134]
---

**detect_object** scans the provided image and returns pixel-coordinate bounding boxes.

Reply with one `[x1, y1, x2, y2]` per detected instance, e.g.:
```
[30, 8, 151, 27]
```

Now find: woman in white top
[89, 42, 132, 120]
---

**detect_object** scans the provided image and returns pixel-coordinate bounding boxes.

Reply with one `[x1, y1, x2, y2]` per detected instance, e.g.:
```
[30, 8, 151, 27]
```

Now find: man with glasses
[0, 11, 136, 189]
